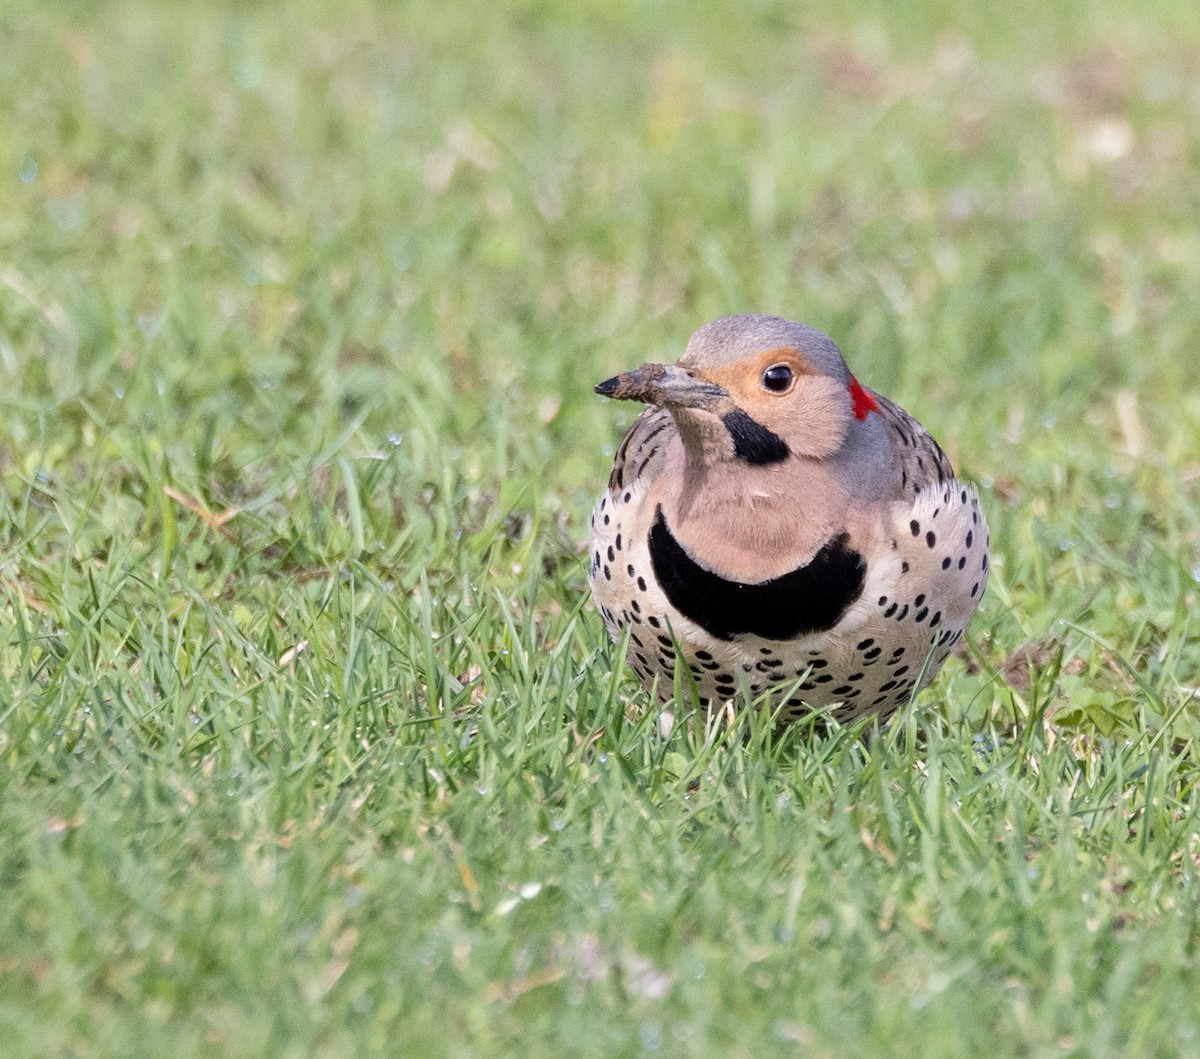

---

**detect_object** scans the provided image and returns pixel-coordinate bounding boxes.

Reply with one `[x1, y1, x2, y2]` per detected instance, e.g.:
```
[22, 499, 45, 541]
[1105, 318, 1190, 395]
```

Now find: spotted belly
[588, 479, 989, 724]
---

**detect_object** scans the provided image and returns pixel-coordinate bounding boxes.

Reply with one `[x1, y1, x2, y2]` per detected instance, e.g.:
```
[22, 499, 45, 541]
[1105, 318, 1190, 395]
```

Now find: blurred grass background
[2, 1, 1200, 1056]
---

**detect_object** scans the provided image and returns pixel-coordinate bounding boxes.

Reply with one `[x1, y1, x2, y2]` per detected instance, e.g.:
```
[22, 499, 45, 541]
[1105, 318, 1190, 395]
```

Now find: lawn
[2, 1, 1200, 1055]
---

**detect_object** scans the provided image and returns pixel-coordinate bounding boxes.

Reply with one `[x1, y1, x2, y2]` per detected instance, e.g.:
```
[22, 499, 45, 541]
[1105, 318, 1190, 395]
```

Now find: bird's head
[595, 315, 879, 465]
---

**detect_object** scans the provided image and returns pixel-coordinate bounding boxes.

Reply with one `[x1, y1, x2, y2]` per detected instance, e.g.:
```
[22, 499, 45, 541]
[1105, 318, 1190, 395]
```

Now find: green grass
[2, 1, 1200, 1055]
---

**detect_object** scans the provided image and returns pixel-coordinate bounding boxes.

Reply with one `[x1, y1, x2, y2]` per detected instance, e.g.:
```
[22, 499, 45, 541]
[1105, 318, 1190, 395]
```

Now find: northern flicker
[589, 314, 989, 724]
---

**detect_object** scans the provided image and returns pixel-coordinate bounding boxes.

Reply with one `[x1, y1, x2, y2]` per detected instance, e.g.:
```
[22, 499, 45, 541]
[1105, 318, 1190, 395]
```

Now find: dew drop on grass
[387, 432, 403, 446]
[18, 155, 37, 182]
[1191, 565, 1200, 584]
[639, 1023, 662, 1051]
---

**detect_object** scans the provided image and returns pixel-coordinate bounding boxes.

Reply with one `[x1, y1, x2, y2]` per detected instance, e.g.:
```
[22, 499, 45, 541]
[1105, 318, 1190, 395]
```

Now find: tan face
[682, 346, 853, 459]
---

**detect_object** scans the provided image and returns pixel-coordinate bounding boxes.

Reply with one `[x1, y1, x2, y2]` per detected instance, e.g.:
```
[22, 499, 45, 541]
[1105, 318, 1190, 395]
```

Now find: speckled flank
[591, 478, 986, 723]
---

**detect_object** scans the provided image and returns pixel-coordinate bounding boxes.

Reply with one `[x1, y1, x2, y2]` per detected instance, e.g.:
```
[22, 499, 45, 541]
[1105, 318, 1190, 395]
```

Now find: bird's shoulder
[607, 406, 675, 494]
[870, 392, 956, 500]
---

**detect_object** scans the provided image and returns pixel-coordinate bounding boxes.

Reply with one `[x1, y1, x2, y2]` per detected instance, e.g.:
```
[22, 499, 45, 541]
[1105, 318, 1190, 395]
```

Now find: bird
[588, 314, 989, 725]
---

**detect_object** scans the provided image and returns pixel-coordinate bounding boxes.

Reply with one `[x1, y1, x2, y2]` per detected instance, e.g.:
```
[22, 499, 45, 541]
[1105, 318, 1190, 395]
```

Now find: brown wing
[871, 393, 956, 501]
[607, 407, 675, 494]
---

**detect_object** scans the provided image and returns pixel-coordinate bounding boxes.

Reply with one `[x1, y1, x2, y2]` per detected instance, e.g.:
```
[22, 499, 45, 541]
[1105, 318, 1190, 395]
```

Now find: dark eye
[762, 364, 793, 392]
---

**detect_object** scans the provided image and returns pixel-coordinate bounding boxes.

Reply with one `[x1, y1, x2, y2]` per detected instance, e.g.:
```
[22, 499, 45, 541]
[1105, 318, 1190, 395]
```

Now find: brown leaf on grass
[163, 486, 241, 541]
[46, 815, 83, 836]
[483, 965, 567, 1003]
[278, 640, 310, 667]
[1000, 641, 1086, 690]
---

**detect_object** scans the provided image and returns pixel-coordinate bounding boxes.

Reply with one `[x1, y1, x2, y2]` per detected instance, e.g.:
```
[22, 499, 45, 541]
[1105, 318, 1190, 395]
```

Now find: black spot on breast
[720, 410, 790, 465]
[647, 507, 865, 641]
